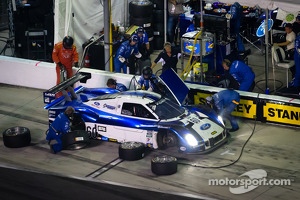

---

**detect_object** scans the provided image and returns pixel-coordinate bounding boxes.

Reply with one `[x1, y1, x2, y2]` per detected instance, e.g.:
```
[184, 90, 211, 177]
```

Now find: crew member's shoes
[229, 127, 239, 132]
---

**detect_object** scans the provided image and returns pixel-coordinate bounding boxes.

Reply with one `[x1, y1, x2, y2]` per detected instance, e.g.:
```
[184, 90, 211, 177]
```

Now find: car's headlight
[185, 134, 198, 147]
[218, 115, 224, 126]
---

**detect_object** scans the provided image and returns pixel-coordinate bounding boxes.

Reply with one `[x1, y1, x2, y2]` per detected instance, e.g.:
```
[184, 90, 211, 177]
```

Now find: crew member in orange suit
[52, 36, 79, 100]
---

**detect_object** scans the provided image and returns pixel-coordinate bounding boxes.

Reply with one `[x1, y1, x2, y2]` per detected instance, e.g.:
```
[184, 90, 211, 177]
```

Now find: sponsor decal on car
[146, 131, 153, 137]
[109, 138, 117, 142]
[75, 137, 84, 141]
[200, 123, 211, 130]
[211, 131, 217, 135]
[86, 124, 107, 133]
[103, 104, 116, 110]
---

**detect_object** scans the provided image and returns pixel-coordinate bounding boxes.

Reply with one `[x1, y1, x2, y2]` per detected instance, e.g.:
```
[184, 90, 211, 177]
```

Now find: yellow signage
[264, 103, 300, 125]
[194, 92, 256, 119]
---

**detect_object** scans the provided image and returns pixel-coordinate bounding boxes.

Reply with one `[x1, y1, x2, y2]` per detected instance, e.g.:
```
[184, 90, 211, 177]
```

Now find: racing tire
[157, 132, 167, 150]
[151, 155, 178, 175]
[130, 16, 152, 28]
[2, 126, 31, 148]
[119, 141, 145, 161]
[61, 130, 90, 150]
[129, 1, 153, 18]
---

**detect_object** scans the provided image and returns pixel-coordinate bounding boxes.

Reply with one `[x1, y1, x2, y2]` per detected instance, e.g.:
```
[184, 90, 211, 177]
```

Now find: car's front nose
[178, 114, 227, 153]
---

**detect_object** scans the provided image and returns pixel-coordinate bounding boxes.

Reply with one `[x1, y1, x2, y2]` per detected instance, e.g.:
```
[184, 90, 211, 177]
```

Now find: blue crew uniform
[133, 32, 149, 51]
[212, 89, 240, 131]
[114, 39, 140, 73]
[116, 83, 128, 92]
[46, 112, 72, 153]
[229, 60, 255, 91]
[138, 74, 158, 91]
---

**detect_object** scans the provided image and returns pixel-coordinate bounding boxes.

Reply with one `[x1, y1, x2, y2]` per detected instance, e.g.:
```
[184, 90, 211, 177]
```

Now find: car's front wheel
[119, 141, 145, 161]
[157, 131, 178, 150]
[151, 155, 178, 175]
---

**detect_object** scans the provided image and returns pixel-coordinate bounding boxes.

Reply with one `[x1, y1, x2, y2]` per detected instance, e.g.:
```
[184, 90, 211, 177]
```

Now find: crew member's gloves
[118, 55, 126, 63]
[135, 52, 142, 58]
[273, 43, 279, 47]
[74, 62, 79, 68]
[136, 84, 142, 90]
[58, 62, 65, 70]
[225, 13, 232, 19]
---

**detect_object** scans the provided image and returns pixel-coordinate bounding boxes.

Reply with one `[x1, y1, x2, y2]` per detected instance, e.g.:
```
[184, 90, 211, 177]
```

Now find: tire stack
[150, 0, 165, 50]
[129, 0, 154, 54]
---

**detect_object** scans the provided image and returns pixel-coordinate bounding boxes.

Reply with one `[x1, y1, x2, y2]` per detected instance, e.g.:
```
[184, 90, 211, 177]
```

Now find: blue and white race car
[44, 70, 227, 153]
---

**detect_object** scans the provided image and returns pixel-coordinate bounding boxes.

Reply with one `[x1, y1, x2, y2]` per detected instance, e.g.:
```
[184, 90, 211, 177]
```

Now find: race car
[44, 70, 227, 153]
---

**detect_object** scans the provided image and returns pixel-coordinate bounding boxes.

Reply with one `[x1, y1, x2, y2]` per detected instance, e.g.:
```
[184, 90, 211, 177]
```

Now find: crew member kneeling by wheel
[46, 106, 75, 154]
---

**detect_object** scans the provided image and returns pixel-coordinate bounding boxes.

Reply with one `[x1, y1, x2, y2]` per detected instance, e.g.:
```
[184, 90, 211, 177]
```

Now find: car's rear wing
[43, 72, 91, 104]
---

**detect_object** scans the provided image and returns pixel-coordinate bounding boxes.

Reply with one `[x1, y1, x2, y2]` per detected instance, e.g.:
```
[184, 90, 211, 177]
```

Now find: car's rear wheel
[61, 130, 90, 150]
[151, 155, 178, 175]
[3, 126, 31, 148]
[119, 141, 145, 161]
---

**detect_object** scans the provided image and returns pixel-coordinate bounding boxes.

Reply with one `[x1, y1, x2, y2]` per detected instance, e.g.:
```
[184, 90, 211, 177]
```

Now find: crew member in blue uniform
[106, 78, 128, 92]
[226, 2, 245, 54]
[137, 66, 158, 91]
[206, 89, 240, 132]
[222, 59, 255, 92]
[46, 106, 75, 154]
[134, 27, 150, 57]
[128, 27, 150, 74]
[114, 35, 142, 73]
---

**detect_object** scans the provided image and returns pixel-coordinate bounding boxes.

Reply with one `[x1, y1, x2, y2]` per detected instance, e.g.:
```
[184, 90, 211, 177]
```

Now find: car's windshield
[147, 98, 185, 119]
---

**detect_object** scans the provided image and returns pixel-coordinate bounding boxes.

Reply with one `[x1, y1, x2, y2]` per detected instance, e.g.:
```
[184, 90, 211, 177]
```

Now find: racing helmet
[136, 27, 144, 34]
[64, 106, 75, 119]
[63, 36, 74, 49]
[130, 35, 139, 43]
[142, 66, 152, 80]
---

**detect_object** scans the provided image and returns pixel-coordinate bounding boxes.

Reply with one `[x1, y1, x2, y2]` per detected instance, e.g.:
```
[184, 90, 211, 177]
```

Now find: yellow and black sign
[193, 92, 256, 119]
[264, 102, 300, 126]
[232, 99, 256, 119]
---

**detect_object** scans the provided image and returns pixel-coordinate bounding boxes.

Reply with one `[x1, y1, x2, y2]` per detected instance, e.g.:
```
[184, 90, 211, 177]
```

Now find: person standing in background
[114, 35, 141, 74]
[52, 36, 79, 100]
[151, 42, 181, 73]
[167, 0, 185, 45]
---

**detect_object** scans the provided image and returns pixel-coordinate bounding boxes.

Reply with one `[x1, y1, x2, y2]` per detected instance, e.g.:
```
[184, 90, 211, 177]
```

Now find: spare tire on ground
[3, 126, 31, 148]
[119, 141, 145, 161]
[151, 155, 178, 175]
[61, 130, 90, 150]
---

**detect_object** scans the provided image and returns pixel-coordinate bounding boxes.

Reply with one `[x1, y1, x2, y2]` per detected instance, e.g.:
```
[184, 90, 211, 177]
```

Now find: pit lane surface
[0, 84, 299, 200]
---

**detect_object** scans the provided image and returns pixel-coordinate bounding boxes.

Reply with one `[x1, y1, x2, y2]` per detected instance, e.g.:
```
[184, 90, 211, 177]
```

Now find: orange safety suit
[52, 41, 79, 85]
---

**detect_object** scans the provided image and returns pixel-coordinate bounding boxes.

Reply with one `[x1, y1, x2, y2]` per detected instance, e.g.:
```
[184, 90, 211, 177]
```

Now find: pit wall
[1, 55, 300, 127]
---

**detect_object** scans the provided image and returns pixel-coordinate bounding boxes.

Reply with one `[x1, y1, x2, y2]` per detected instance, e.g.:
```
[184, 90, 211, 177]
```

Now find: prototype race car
[44, 70, 227, 153]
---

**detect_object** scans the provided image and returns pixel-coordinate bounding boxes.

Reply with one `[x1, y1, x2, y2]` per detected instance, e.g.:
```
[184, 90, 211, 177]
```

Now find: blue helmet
[130, 35, 138, 42]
